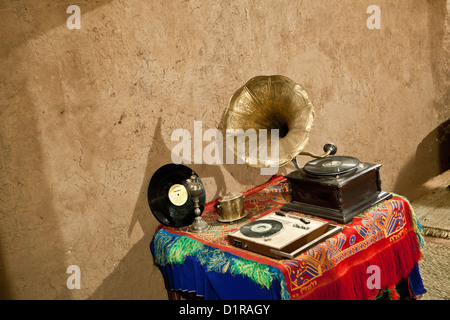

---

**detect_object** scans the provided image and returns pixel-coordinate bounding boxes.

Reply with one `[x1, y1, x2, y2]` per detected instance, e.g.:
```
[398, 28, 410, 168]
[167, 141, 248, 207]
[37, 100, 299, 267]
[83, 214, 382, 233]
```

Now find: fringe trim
[300, 229, 422, 300]
[391, 193, 426, 250]
[153, 228, 203, 265]
[153, 229, 290, 300]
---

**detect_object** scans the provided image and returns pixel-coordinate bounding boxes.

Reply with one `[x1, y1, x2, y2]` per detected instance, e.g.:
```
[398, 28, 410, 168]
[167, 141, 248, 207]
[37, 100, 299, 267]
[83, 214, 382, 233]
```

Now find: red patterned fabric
[160, 176, 422, 300]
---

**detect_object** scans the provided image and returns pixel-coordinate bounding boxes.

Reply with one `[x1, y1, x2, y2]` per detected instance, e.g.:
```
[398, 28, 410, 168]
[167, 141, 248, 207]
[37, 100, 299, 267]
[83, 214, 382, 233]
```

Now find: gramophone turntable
[280, 155, 392, 223]
[224, 75, 392, 224]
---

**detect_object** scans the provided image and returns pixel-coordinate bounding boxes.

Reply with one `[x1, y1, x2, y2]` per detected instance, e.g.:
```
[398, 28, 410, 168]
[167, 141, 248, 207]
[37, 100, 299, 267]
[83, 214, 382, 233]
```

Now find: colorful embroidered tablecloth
[150, 175, 426, 300]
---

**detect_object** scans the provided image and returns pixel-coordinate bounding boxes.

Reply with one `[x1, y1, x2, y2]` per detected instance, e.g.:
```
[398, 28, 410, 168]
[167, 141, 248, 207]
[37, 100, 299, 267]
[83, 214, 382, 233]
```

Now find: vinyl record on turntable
[303, 155, 360, 176]
[240, 219, 283, 238]
[148, 164, 206, 228]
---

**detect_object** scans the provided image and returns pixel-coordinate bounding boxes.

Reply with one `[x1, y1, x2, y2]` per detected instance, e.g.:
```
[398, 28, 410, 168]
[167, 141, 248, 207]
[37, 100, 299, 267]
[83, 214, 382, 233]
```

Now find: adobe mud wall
[0, 0, 448, 299]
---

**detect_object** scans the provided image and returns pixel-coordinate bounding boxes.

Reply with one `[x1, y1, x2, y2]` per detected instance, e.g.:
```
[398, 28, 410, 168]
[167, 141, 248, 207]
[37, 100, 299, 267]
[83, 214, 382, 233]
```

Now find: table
[150, 175, 427, 300]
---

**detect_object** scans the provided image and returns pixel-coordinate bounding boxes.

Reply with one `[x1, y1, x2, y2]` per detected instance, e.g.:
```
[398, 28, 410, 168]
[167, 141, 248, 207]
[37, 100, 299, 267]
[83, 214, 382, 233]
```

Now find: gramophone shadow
[127, 116, 227, 237]
[90, 116, 227, 299]
[394, 118, 450, 201]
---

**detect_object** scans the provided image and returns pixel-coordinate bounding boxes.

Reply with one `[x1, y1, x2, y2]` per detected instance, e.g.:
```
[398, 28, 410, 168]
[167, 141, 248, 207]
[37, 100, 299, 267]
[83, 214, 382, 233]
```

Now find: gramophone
[223, 75, 391, 224]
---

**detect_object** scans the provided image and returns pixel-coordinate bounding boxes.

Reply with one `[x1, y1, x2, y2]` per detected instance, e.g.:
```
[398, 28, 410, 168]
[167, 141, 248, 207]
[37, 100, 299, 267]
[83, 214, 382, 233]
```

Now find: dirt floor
[418, 236, 450, 300]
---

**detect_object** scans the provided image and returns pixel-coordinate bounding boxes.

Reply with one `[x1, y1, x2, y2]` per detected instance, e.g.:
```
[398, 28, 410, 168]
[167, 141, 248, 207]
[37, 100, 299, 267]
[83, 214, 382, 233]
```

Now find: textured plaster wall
[0, 0, 448, 299]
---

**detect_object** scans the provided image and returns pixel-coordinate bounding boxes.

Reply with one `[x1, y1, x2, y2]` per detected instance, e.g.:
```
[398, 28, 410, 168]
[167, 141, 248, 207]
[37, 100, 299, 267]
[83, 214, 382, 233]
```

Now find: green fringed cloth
[151, 175, 425, 300]
[153, 228, 290, 299]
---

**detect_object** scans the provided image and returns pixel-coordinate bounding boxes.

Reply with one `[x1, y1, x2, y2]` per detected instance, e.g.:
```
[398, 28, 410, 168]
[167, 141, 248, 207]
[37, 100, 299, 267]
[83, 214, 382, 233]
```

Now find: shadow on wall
[427, 0, 449, 118]
[89, 113, 291, 299]
[0, 0, 115, 58]
[0, 62, 70, 299]
[394, 118, 450, 201]
[125, 117, 228, 238]
[394, 0, 449, 201]
[90, 117, 229, 299]
[0, 0, 116, 300]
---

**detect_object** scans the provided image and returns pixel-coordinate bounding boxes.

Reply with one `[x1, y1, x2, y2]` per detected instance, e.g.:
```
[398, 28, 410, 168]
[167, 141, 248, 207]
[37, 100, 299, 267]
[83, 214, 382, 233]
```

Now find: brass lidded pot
[217, 192, 247, 222]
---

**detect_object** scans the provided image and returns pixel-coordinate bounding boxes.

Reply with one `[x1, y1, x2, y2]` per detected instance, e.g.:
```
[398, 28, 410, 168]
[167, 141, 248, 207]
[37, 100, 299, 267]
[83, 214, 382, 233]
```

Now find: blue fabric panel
[203, 268, 282, 300]
[157, 255, 282, 300]
[408, 264, 427, 296]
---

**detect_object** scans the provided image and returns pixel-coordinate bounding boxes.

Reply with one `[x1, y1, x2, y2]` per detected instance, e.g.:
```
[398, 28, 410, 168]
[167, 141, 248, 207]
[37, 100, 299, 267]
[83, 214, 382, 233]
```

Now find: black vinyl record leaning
[240, 219, 283, 238]
[148, 164, 206, 228]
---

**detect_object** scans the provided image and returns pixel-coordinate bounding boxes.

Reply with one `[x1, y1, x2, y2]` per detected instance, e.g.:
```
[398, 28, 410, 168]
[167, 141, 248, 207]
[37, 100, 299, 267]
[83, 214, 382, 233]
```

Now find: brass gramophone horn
[223, 75, 336, 169]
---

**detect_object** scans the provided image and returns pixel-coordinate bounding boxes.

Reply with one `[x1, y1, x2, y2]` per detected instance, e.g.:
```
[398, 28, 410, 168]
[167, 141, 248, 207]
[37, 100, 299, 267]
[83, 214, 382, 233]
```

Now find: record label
[322, 160, 342, 167]
[168, 184, 188, 206]
[250, 223, 273, 233]
[240, 219, 283, 238]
